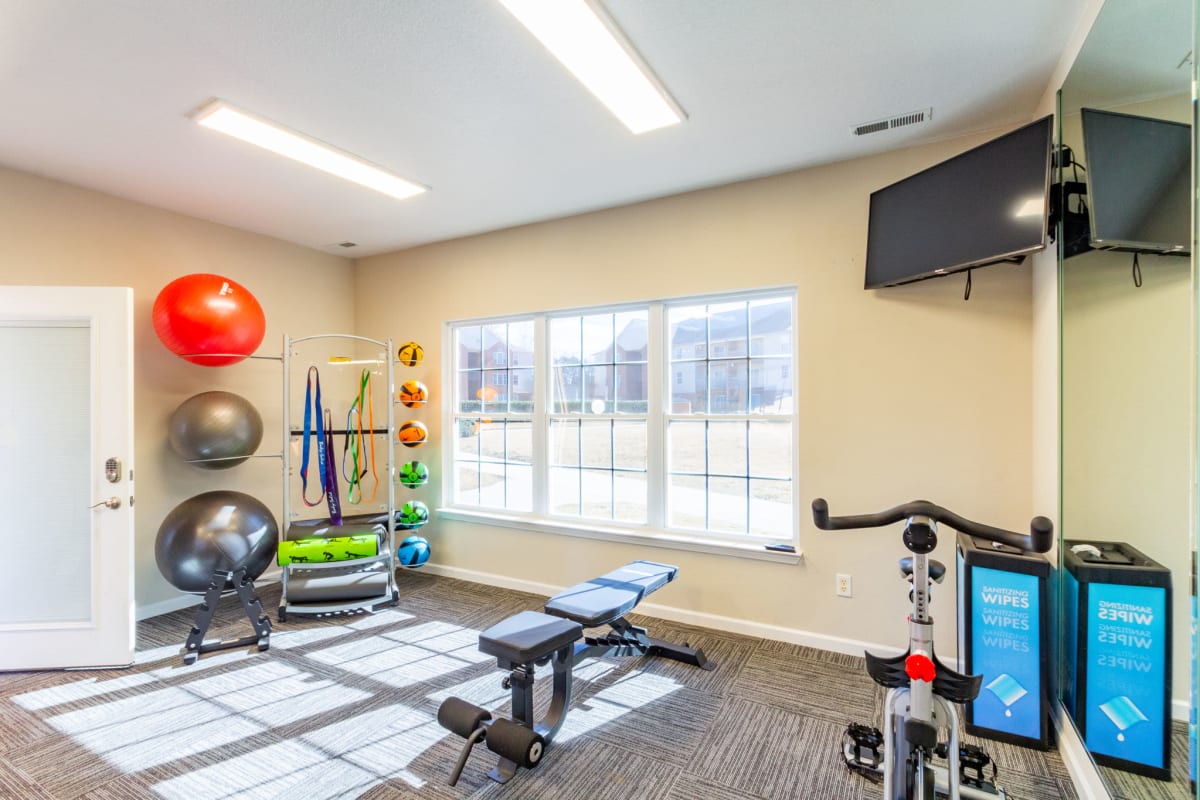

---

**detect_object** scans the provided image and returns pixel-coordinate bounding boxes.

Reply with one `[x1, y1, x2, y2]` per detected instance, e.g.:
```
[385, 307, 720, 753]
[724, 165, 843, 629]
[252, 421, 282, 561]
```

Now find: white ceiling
[0, 0, 1089, 257]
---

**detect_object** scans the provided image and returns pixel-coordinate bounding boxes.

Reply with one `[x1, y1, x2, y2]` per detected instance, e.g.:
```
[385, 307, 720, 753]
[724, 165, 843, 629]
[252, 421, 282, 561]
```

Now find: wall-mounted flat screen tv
[864, 115, 1053, 289]
[1080, 108, 1190, 255]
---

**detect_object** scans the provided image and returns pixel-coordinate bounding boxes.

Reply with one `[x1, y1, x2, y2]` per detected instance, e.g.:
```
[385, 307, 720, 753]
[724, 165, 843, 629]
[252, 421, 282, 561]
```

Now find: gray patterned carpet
[0, 570, 1157, 800]
[1099, 722, 1194, 800]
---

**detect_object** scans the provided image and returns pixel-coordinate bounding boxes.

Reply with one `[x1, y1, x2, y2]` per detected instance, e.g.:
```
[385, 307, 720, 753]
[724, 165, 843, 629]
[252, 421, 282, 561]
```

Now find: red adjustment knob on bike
[905, 653, 936, 683]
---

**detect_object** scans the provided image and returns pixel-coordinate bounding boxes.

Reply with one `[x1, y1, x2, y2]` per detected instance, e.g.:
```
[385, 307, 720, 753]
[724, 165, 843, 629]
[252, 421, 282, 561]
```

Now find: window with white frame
[452, 320, 534, 511]
[549, 310, 649, 523]
[666, 298, 794, 536]
[446, 289, 796, 548]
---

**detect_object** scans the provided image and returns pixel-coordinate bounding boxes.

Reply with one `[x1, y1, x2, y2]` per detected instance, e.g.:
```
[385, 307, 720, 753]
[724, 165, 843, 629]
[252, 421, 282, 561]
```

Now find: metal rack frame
[279, 333, 398, 618]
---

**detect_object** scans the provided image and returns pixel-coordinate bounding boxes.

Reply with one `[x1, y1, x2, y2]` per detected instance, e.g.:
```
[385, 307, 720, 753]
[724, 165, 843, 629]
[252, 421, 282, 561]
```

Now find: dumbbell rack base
[182, 567, 272, 665]
[277, 557, 398, 622]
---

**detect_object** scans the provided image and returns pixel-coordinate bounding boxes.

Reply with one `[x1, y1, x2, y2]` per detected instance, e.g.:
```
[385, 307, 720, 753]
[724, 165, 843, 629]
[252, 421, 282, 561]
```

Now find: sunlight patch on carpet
[151, 739, 379, 800]
[555, 671, 682, 744]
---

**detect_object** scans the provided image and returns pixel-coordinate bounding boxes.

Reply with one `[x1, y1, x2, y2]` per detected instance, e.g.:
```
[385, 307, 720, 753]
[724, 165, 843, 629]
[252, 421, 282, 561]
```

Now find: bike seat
[899, 557, 946, 583]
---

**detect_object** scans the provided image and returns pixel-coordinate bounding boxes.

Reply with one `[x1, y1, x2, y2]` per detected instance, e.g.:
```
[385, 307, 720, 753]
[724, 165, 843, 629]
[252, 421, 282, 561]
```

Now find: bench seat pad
[544, 561, 677, 626]
[479, 611, 582, 664]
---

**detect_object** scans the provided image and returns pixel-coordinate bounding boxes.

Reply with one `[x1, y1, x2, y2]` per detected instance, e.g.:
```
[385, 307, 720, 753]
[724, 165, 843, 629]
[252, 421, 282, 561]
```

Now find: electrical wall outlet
[836, 573, 853, 598]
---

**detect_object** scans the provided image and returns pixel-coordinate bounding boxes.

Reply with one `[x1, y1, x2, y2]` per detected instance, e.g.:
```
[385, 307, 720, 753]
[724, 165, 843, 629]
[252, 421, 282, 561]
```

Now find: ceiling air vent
[336, 241, 357, 248]
[853, 107, 933, 136]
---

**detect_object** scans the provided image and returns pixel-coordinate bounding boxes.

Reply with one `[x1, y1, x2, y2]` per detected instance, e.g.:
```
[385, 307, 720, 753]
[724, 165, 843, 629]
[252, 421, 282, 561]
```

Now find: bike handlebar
[811, 498, 1054, 553]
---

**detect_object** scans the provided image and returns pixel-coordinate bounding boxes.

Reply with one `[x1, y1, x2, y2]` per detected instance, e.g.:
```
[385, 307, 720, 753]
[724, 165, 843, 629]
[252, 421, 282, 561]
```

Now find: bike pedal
[959, 743, 999, 789]
[842, 723, 884, 770]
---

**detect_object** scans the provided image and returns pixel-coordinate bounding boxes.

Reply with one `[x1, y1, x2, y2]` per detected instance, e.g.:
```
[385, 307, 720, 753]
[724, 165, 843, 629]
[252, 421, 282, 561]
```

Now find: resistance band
[323, 408, 343, 525]
[341, 369, 379, 505]
[343, 404, 361, 503]
[300, 366, 328, 507]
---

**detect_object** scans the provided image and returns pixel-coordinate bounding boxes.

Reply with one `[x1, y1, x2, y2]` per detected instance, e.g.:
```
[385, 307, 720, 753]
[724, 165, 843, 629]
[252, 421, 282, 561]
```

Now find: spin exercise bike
[812, 498, 1053, 800]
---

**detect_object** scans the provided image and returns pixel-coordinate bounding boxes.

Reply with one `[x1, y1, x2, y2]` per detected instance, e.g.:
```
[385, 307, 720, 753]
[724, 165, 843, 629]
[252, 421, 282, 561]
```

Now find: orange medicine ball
[396, 341, 424, 367]
[398, 419, 428, 447]
[398, 380, 428, 408]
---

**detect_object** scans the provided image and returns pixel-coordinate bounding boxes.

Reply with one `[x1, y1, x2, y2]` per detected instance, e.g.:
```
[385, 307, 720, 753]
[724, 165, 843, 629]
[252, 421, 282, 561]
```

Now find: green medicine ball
[399, 460, 429, 488]
[398, 500, 430, 529]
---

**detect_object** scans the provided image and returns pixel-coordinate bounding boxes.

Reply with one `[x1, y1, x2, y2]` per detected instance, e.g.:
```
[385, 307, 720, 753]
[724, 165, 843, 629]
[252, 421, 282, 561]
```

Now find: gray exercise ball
[155, 490, 278, 593]
[167, 390, 263, 469]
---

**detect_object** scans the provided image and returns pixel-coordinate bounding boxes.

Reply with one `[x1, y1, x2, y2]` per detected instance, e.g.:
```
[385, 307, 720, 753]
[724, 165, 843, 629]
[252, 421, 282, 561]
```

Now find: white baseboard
[422, 563, 559, 600]
[1054, 705, 1111, 800]
[135, 574, 281, 622]
[421, 563, 919, 663]
[641, 595, 905, 662]
[135, 593, 201, 621]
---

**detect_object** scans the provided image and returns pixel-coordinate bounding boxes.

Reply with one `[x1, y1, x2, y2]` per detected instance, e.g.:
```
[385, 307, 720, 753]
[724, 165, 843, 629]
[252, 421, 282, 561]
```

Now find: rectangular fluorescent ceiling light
[497, 0, 684, 134]
[190, 100, 426, 200]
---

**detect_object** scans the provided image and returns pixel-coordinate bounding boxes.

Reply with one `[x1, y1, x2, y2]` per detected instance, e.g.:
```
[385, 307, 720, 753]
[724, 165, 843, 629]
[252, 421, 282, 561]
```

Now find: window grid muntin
[663, 294, 793, 536]
[551, 309, 648, 415]
[452, 319, 534, 512]
[455, 320, 534, 415]
[452, 418, 533, 511]
[666, 417, 792, 536]
[667, 296, 793, 417]
[547, 306, 650, 522]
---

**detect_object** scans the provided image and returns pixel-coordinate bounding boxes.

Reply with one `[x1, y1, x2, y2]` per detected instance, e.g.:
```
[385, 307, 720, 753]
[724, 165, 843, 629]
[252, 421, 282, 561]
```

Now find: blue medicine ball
[397, 535, 430, 569]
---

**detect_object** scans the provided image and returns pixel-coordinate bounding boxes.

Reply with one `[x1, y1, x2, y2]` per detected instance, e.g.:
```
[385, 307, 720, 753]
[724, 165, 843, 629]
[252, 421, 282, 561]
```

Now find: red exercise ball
[152, 274, 266, 366]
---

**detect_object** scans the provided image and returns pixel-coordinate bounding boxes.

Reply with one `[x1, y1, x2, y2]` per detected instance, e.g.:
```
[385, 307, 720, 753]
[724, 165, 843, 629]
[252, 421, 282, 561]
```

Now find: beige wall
[0, 165, 356, 612]
[355, 129, 1039, 654]
[0, 124, 1047, 655]
[1059, 94, 1192, 708]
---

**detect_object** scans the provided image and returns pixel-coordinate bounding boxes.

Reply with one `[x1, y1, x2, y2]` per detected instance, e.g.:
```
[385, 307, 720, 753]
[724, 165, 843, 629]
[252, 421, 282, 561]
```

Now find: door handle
[89, 497, 122, 510]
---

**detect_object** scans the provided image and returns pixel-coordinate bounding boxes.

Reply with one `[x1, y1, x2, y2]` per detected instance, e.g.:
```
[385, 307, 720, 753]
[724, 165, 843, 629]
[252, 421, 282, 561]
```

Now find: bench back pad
[543, 561, 677, 626]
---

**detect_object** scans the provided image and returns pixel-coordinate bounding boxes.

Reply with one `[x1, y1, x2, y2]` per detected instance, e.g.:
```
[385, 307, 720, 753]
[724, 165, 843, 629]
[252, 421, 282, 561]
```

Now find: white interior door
[0, 286, 134, 669]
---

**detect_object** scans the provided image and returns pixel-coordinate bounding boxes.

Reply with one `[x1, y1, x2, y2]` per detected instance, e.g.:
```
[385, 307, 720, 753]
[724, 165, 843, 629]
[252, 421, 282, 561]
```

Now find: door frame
[0, 286, 135, 669]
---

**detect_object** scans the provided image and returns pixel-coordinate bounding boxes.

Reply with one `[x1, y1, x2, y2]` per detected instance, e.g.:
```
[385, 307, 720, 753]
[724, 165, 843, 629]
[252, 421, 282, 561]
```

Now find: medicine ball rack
[278, 333, 401, 621]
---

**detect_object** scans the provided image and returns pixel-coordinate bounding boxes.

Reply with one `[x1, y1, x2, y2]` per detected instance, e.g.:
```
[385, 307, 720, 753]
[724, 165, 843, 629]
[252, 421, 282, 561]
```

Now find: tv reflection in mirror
[1080, 108, 1191, 257]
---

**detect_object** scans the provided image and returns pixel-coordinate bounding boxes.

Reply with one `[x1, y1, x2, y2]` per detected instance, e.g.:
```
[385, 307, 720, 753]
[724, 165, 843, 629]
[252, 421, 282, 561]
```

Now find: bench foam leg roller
[438, 697, 492, 739]
[485, 718, 545, 768]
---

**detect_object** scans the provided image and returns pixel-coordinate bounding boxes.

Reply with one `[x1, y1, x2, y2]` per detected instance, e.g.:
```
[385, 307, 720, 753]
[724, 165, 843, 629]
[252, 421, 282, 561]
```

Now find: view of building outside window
[453, 319, 534, 511]
[448, 290, 794, 542]
[667, 297, 792, 535]
[550, 310, 649, 523]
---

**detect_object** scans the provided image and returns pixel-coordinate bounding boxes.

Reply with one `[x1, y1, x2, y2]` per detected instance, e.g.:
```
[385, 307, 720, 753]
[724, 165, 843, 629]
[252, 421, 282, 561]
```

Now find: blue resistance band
[300, 366, 328, 507]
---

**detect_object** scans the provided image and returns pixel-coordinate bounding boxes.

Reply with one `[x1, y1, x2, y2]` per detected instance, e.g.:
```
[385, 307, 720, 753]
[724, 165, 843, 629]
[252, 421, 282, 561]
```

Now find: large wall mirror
[1057, 0, 1197, 797]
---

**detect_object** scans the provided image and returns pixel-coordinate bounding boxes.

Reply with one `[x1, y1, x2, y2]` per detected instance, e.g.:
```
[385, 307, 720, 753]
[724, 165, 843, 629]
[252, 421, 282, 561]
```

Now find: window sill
[436, 507, 804, 565]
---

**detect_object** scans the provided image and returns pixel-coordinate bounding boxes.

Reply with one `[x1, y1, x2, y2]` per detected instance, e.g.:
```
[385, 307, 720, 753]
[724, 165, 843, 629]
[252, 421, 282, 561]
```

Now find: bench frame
[451, 563, 715, 784]
[494, 614, 713, 781]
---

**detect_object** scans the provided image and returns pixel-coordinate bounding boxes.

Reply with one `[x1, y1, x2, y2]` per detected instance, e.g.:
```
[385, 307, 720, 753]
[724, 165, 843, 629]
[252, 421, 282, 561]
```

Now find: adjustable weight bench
[437, 561, 714, 785]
